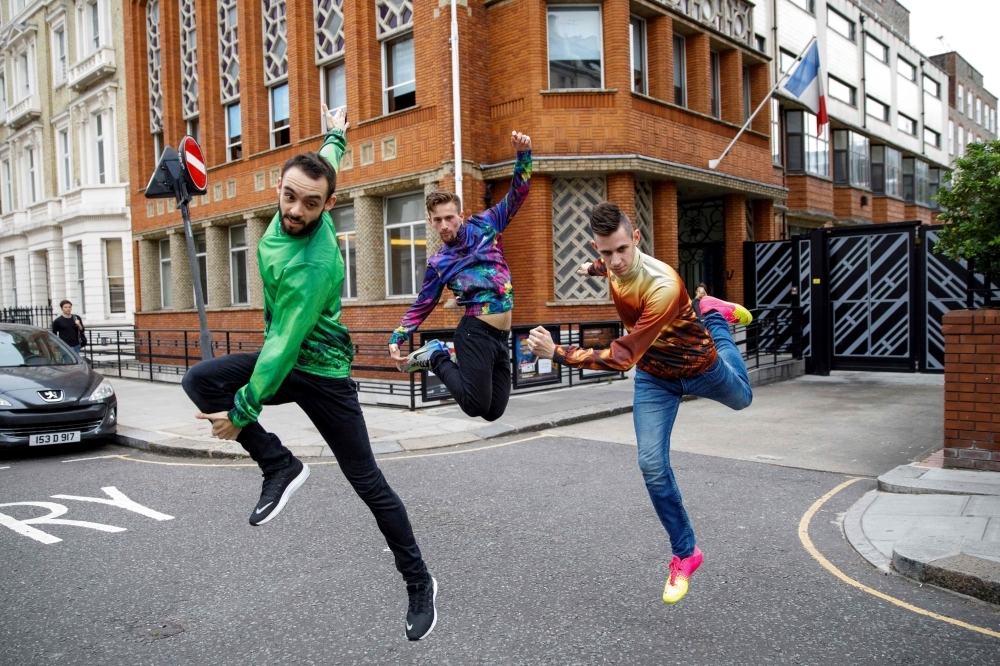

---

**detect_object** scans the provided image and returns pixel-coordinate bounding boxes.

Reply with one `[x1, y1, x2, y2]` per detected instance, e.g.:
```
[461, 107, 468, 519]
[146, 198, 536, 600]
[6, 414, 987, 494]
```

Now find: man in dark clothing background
[52, 300, 85, 353]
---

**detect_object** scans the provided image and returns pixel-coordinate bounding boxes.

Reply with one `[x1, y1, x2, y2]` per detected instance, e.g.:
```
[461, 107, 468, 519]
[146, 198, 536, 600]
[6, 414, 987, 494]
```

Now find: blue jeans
[633, 312, 753, 558]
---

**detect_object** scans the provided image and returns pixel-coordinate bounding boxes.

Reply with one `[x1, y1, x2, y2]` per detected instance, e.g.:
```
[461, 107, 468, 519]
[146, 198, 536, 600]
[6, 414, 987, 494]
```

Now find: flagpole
[708, 36, 818, 170]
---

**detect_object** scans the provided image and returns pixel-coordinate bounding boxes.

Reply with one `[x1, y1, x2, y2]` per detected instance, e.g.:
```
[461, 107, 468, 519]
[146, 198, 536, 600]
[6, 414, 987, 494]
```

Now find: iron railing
[0, 306, 56, 327]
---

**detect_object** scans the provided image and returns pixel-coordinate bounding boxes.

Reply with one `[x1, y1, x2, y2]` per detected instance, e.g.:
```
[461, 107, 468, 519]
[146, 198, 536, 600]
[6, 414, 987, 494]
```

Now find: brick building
[0, 0, 135, 325]
[123, 0, 785, 340]
[759, 0, 951, 230]
[928, 51, 998, 168]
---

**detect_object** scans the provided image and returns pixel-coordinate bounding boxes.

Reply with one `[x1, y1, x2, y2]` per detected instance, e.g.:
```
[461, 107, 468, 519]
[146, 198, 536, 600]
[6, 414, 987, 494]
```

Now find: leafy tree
[935, 140, 1000, 276]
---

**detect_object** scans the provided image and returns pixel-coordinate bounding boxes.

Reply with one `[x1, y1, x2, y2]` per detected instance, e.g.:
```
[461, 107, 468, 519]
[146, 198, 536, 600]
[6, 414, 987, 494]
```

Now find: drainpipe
[450, 0, 463, 204]
[919, 58, 927, 157]
[860, 14, 867, 130]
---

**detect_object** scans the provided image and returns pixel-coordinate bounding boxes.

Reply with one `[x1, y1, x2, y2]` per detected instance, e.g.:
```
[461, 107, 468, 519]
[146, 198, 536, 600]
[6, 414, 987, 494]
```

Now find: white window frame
[976, 97, 982, 125]
[57, 126, 72, 193]
[4, 256, 17, 307]
[51, 25, 67, 86]
[897, 112, 917, 136]
[382, 32, 416, 115]
[158, 238, 172, 308]
[321, 59, 346, 131]
[187, 118, 200, 143]
[225, 102, 242, 162]
[15, 46, 34, 101]
[384, 192, 426, 298]
[0, 70, 7, 117]
[74, 242, 86, 313]
[864, 33, 888, 64]
[958, 126, 965, 157]
[958, 85, 965, 113]
[827, 6, 855, 42]
[331, 205, 356, 300]
[229, 224, 249, 305]
[104, 238, 126, 315]
[629, 15, 647, 95]
[709, 51, 721, 119]
[546, 4, 605, 91]
[269, 82, 290, 148]
[673, 34, 686, 106]
[967, 91, 973, 119]
[1, 159, 12, 213]
[948, 120, 955, 155]
[194, 231, 208, 305]
[94, 112, 107, 184]
[25, 146, 37, 204]
[896, 56, 916, 82]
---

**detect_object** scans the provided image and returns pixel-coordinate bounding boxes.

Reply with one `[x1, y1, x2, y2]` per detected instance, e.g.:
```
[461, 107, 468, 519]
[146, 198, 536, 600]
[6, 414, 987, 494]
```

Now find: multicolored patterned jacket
[388, 151, 532, 346]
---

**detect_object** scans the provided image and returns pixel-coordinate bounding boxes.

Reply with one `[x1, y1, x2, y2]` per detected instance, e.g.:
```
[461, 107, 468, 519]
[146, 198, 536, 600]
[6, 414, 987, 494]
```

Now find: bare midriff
[476, 311, 512, 331]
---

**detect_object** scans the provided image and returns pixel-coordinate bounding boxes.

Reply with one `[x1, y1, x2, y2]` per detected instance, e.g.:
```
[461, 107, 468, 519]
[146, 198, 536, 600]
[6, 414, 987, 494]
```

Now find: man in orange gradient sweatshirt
[526, 201, 754, 605]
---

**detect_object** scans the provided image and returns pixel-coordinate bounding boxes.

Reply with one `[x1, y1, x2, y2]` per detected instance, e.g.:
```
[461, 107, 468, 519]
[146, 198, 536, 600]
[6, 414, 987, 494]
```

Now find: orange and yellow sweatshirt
[553, 251, 718, 380]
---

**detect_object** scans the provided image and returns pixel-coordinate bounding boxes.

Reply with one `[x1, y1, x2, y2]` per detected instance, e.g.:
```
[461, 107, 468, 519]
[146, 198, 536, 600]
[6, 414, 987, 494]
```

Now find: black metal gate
[745, 223, 996, 375]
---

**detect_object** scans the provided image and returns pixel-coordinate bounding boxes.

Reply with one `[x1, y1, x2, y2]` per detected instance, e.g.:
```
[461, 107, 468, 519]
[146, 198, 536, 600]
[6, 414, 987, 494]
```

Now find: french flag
[783, 42, 828, 125]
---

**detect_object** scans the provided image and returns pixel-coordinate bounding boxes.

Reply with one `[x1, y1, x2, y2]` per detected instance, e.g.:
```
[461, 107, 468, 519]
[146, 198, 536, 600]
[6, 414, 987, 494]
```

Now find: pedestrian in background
[52, 300, 86, 353]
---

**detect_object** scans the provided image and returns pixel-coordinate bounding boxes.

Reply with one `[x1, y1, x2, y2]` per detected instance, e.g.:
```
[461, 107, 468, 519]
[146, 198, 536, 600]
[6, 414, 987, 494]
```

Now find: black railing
[78, 310, 803, 410]
[0, 306, 56, 327]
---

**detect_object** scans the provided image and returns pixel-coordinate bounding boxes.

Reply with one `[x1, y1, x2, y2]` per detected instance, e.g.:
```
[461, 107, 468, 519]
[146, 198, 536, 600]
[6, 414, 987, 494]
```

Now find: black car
[0, 323, 117, 448]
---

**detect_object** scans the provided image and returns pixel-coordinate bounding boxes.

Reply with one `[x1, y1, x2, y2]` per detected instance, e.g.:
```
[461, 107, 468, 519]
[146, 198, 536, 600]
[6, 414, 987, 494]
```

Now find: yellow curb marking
[106, 433, 558, 468]
[800, 477, 1000, 641]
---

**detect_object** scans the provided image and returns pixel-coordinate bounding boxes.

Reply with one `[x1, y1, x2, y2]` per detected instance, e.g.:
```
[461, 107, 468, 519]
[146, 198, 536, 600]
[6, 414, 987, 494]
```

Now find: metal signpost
[144, 137, 213, 361]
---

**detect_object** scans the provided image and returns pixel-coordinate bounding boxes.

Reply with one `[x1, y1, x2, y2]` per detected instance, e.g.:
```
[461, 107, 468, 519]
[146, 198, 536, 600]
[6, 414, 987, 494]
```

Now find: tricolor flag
[782, 41, 828, 125]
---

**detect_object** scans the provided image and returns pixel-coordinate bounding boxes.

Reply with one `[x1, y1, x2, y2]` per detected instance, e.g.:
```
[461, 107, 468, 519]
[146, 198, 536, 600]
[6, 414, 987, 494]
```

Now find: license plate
[29, 431, 82, 446]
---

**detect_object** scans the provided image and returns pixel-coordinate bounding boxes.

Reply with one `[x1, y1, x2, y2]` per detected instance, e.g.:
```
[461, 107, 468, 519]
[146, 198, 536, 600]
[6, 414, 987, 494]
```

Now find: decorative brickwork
[314, 0, 345, 64]
[724, 193, 747, 302]
[652, 181, 679, 268]
[146, 0, 164, 133]
[354, 195, 386, 302]
[833, 187, 873, 224]
[170, 231, 194, 310]
[180, 0, 200, 120]
[634, 180, 654, 255]
[943, 309, 1000, 471]
[872, 196, 906, 224]
[424, 180, 443, 257]
[903, 204, 932, 224]
[138, 239, 161, 311]
[553, 177, 607, 302]
[245, 214, 270, 308]
[752, 198, 778, 242]
[218, 0, 240, 104]
[206, 225, 230, 308]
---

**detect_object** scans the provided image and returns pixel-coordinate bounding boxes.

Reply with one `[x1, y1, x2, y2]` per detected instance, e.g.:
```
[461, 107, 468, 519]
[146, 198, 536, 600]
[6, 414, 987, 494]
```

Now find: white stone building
[0, 0, 132, 326]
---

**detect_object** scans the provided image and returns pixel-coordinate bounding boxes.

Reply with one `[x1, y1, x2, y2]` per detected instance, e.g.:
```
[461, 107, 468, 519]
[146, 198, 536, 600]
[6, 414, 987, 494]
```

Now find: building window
[958, 126, 965, 157]
[948, 120, 955, 155]
[709, 51, 721, 119]
[924, 127, 941, 149]
[332, 205, 355, 299]
[958, 85, 964, 113]
[323, 61, 346, 125]
[105, 238, 125, 314]
[385, 193, 426, 297]
[88, 0, 101, 51]
[5, 257, 17, 306]
[18, 51, 31, 98]
[194, 232, 208, 304]
[159, 239, 172, 308]
[827, 7, 855, 41]
[673, 35, 686, 106]
[779, 48, 798, 75]
[929, 168, 941, 211]
[547, 5, 603, 90]
[383, 33, 416, 113]
[967, 91, 973, 118]
[771, 98, 781, 166]
[866, 96, 889, 123]
[0, 74, 6, 116]
[270, 82, 290, 147]
[743, 67, 751, 123]
[146, 0, 164, 135]
[53, 28, 67, 84]
[314, 0, 345, 63]
[75, 243, 86, 312]
[976, 97, 982, 125]
[58, 129, 71, 193]
[218, 0, 241, 106]
[922, 75, 940, 98]
[187, 118, 200, 143]
[828, 76, 857, 106]
[226, 103, 242, 161]
[896, 57, 916, 82]
[864, 34, 888, 64]
[153, 132, 163, 162]
[785, 109, 829, 177]
[229, 225, 248, 305]
[903, 158, 930, 207]
[897, 112, 917, 136]
[833, 130, 870, 189]
[871, 145, 902, 198]
[755, 34, 766, 52]
[789, 0, 815, 13]
[2, 160, 11, 213]
[553, 176, 607, 301]
[630, 16, 646, 95]
[180, 0, 200, 123]
[94, 113, 107, 184]
[26, 147, 36, 204]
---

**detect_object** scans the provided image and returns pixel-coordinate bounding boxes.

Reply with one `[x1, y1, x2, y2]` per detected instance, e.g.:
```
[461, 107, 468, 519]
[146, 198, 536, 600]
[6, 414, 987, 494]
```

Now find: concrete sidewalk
[846, 462, 1000, 605]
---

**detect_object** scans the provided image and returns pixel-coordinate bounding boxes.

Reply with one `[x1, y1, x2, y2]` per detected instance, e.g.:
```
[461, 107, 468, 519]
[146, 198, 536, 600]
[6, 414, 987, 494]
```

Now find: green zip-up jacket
[228, 128, 352, 428]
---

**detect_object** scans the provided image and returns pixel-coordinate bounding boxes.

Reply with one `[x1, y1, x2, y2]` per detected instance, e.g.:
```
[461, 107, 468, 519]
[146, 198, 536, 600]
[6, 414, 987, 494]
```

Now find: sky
[902, 0, 1000, 92]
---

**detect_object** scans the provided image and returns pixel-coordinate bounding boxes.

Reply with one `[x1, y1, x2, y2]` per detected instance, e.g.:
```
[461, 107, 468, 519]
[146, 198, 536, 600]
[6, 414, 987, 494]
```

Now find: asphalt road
[1, 432, 998, 665]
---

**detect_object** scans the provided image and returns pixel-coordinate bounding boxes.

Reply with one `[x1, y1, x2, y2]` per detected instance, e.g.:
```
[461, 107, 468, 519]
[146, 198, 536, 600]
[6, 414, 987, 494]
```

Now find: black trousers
[430, 316, 511, 421]
[182, 353, 429, 585]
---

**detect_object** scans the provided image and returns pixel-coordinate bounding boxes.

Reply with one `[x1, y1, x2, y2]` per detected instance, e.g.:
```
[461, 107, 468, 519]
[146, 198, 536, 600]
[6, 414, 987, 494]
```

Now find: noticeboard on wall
[578, 321, 622, 379]
[511, 325, 563, 389]
[418, 329, 457, 402]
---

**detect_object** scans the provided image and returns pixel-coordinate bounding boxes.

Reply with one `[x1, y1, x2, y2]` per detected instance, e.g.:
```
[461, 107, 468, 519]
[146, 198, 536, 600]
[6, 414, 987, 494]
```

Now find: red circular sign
[179, 136, 208, 192]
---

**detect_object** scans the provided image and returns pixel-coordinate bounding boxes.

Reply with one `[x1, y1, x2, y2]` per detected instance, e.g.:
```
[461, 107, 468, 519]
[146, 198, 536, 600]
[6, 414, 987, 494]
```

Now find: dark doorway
[678, 199, 725, 298]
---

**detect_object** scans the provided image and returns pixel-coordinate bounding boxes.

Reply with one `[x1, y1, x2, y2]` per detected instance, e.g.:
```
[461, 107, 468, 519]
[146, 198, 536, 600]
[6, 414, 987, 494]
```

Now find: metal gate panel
[829, 230, 912, 368]
[754, 241, 793, 307]
[923, 228, 967, 370]
[797, 237, 812, 358]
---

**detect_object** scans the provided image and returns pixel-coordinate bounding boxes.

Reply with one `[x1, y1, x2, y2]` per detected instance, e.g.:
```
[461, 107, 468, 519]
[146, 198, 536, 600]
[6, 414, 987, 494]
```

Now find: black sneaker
[249, 458, 310, 526]
[405, 576, 438, 641]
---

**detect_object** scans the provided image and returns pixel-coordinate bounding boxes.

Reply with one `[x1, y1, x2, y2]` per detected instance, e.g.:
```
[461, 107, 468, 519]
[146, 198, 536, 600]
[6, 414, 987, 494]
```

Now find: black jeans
[182, 353, 429, 585]
[430, 316, 511, 421]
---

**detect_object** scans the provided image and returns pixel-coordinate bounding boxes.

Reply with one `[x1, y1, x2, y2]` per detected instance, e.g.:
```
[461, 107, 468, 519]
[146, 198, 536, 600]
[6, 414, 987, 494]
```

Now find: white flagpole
[708, 36, 818, 170]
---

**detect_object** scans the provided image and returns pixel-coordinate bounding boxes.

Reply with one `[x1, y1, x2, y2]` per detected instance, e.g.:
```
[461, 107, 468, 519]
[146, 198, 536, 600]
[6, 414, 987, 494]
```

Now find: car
[0, 323, 117, 449]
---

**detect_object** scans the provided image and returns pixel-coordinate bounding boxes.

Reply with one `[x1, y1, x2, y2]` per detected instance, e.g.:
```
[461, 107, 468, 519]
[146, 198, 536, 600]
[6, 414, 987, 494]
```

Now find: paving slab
[878, 464, 1000, 496]
[892, 536, 1000, 605]
[861, 514, 989, 543]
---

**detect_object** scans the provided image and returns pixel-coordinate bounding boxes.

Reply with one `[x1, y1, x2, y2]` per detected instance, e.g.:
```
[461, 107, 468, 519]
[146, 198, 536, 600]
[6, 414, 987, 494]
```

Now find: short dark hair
[425, 189, 462, 216]
[281, 152, 337, 198]
[59, 300, 71, 307]
[589, 202, 634, 236]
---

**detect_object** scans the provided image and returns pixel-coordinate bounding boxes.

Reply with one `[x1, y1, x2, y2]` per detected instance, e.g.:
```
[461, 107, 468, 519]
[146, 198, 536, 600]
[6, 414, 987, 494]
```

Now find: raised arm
[318, 104, 349, 174]
[475, 131, 533, 234]
[387, 264, 446, 348]
[229, 263, 332, 428]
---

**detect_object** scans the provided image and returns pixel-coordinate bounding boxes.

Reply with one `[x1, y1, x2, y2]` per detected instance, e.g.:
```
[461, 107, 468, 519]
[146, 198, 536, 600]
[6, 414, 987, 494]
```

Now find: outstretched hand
[323, 104, 349, 133]
[196, 411, 242, 441]
[388, 344, 407, 372]
[510, 131, 532, 152]
[526, 326, 556, 360]
[576, 261, 593, 276]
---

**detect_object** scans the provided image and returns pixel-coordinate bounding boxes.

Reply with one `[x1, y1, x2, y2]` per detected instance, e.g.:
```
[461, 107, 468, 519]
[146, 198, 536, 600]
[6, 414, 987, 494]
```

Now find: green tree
[935, 140, 1000, 276]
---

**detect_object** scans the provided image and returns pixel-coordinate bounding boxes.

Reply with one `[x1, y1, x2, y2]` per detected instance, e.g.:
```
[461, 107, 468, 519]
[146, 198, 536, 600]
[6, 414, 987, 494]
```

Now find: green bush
[935, 140, 1000, 276]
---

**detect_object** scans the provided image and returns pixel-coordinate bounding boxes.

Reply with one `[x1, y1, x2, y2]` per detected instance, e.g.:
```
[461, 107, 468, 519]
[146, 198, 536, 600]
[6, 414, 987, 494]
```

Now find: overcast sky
[902, 0, 1000, 92]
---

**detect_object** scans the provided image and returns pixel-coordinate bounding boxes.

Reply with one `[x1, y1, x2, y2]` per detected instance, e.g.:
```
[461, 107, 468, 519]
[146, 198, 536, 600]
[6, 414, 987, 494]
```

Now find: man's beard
[279, 209, 323, 237]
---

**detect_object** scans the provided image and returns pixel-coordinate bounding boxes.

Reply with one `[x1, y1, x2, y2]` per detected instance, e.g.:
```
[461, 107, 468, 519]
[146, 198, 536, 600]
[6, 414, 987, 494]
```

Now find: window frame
[864, 33, 888, 64]
[771, 98, 781, 166]
[104, 237, 126, 315]
[322, 59, 346, 131]
[948, 119, 955, 155]
[897, 112, 917, 136]
[789, 0, 816, 14]
[958, 126, 965, 157]
[186, 118, 200, 144]
[896, 56, 916, 82]
[827, 6, 855, 42]
[194, 231, 208, 305]
[672, 34, 686, 107]
[866, 95, 889, 123]
[382, 32, 417, 114]
[269, 82, 290, 148]
[902, 157, 930, 207]
[57, 127, 71, 193]
[226, 102, 242, 162]
[158, 238, 172, 309]
[546, 4, 605, 92]
[384, 192, 427, 299]
[229, 224, 249, 305]
[828, 75, 857, 107]
[958, 84, 965, 113]
[922, 74, 940, 98]
[833, 129, 870, 189]
[75, 242, 86, 313]
[709, 51, 721, 119]
[52, 26, 67, 85]
[871, 145, 903, 198]
[785, 109, 830, 178]
[331, 205, 356, 300]
[976, 97, 982, 125]
[94, 112, 107, 184]
[1, 159, 12, 213]
[924, 126, 941, 149]
[629, 15, 647, 95]
[25, 146, 36, 204]
[743, 66, 751, 123]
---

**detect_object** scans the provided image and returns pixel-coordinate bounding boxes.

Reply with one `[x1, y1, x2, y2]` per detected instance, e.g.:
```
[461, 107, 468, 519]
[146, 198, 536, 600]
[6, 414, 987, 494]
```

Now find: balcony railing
[6, 93, 40, 128]
[68, 46, 116, 91]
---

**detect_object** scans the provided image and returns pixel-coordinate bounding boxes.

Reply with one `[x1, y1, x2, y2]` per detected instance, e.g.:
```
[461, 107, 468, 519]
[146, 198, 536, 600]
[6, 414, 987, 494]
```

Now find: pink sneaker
[662, 545, 703, 604]
[698, 296, 753, 326]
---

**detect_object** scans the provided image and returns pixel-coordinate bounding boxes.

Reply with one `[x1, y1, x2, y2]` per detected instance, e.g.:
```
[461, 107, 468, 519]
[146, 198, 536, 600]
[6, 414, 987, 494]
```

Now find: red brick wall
[872, 197, 906, 224]
[786, 175, 833, 213]
[943, 309, 1000, 470]
[653, 181, 679, 267]
[719, 49, 743, 125]
[904, 205, 933, 224]
[833, 187, 873, 222]
[752, 199, 779, 241]
[724, 193, 746, 301]
[686, 33, 711, 116]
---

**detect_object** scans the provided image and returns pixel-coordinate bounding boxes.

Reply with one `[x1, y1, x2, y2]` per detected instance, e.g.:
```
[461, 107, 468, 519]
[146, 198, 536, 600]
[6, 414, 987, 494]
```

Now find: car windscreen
[0, 329, 78, 367]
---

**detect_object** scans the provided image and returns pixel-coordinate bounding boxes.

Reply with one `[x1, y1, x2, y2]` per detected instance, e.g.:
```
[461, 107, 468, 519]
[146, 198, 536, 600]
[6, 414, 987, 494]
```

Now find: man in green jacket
[182, 105, 438, 641]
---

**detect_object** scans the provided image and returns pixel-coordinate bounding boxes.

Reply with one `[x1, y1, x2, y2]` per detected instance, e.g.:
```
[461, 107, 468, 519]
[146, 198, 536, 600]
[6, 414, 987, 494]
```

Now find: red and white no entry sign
[179, 136, 208, 194]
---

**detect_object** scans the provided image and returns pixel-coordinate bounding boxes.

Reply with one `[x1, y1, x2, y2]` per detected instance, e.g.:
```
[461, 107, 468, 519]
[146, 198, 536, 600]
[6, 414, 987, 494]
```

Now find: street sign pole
[176, 180, 213, 361]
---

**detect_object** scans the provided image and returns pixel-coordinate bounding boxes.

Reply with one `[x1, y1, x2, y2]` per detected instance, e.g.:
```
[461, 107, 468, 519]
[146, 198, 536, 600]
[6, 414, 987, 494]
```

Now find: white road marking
[0, 466, 9, 470]
[61, 454, 123, 463]
[0, 502, 126, 544]
[51, 486, 174, 521]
